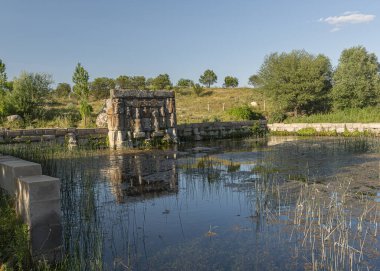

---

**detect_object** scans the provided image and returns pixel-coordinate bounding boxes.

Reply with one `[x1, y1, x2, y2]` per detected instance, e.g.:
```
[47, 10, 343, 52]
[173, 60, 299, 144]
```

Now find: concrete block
[0, 159, 42, 194]
[42, 135, 56, 141]
[16, 175, 62, 262]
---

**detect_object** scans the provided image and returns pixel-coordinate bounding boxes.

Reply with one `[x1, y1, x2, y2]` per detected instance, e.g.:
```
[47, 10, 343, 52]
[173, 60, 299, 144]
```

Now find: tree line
[1, 45, 379, 123]
[249, 46, 380, 119]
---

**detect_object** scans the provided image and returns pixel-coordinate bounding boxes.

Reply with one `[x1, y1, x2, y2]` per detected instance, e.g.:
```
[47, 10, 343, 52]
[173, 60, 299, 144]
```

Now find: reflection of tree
[107, 153, 178, 203]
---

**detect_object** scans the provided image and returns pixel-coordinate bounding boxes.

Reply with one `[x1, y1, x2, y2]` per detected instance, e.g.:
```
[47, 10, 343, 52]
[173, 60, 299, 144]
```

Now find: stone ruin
[107, 89, 177, 148]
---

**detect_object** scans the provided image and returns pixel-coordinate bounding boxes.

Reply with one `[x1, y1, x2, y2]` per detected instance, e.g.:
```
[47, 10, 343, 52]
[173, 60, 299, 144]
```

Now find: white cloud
[319, 11, 375, 31]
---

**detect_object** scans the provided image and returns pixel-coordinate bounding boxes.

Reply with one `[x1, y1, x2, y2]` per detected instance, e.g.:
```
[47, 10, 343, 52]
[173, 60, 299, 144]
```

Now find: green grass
[285, 107, 380, 123]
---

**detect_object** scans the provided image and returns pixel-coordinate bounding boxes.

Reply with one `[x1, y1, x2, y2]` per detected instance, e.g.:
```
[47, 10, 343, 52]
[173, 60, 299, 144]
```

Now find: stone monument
[107, 89, 178, 148]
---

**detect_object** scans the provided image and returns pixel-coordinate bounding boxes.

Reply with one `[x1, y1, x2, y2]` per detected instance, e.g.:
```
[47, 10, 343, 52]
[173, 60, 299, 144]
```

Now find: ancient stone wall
[268, 123, 380, 134]
[107, 89, 177, 148]
[177, 120, 266, 141]
[0, 128, 108, 147]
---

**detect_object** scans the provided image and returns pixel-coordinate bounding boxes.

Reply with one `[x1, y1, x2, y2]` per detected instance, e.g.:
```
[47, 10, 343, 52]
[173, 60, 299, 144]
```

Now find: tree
[54, 83, 71, 98]
[150, 74, 172, 90]
[10, 72, 53, 117]
[199, 69, 217, 88]
[177, 78, 194, 88]
[192, 83, 205, 97]
[255, 50, 332, 116]
[72, 63, 90, 99]
[90, 77, 115, 100]
[223, 76, 239, 88]
[115, 75, 146, 90]
[331, 46, 380, 109]
[248, 74, 263, 87]
[0, 59, 8, 117]
[72, 63, 92, 125]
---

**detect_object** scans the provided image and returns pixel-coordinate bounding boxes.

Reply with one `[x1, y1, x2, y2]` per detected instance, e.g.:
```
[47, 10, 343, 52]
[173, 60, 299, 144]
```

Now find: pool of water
[4, 136, 380, 270]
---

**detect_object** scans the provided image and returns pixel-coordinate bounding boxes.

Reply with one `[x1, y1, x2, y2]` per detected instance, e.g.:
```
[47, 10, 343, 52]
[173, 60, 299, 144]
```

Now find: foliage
[227, 105, 262, 120]
[149, 74, 172, 90]
[9, 72, 53, 118]
[176, 78, 194, 88]
[251, 121, 267, 137]
[331, 46, 380, 110]
[72, 63, 90, 99]
[53, 83, 71, 98]
[284, 106, 380, 123]
[115, 75, 146, 90]
[79, 100, 93, 126]
[0, 60, 8, 117]
[0, 191, 31, 270]
[90, 77, 115, 100]
[256, 50, 332, 116]
[248, 74, 263, 87]
[223, 76, 239, 88]
[192, 83, 205, 97]
[199, 69, 217, 88]
[269, 111, 287, 123]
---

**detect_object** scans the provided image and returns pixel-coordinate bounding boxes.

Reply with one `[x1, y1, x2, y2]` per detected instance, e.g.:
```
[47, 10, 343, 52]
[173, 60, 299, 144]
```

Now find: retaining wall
[0, 154, 62, 262]
[0, 128, 108, 145]
[268, 123, 380, 135]
[177, 120, 265, 141]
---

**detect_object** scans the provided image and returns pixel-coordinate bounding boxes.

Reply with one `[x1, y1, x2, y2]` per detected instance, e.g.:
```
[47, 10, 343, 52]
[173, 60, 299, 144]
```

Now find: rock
[96, 112, 108, 128]
[250, 101, 258, 107]
[7, 115, 23, 122]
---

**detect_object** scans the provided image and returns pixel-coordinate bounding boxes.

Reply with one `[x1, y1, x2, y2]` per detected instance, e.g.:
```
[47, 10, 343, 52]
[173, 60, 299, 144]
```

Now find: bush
[269, 111, 287, 123]
[227, 105, 262, 120]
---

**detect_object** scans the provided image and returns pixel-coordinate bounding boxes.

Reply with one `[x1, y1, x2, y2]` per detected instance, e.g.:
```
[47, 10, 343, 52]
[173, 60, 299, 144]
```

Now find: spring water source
[4, 136, 380, 270]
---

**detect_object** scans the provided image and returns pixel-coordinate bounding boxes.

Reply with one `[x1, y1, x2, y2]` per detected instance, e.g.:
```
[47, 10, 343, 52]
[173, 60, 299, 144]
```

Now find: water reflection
[106, 153, 178, 203]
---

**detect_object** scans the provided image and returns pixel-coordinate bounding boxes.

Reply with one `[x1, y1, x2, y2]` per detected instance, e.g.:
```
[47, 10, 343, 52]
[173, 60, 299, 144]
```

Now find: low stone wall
[0, 154, 62, 262]
[268, 123, 380, 135]
[0, 128, 108, 146]
[177, 120, 265, 141]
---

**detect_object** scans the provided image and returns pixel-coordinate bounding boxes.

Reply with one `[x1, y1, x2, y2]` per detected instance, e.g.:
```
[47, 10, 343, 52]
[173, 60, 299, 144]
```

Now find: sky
[1, 0, 380, 87]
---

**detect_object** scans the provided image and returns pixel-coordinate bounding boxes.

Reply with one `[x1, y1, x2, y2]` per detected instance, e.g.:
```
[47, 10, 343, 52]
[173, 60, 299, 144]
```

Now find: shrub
[227, 105, 262, 120]
[269, 111, 287, 123]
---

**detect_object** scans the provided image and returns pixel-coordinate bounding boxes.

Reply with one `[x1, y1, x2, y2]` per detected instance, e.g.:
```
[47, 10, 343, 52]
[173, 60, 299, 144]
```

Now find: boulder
[250, 101, 258, 107]
[7, 115, 23, 122]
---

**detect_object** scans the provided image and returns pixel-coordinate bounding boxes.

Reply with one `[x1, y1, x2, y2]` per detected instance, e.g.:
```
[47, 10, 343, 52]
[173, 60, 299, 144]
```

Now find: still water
[17, 137, 380, 270]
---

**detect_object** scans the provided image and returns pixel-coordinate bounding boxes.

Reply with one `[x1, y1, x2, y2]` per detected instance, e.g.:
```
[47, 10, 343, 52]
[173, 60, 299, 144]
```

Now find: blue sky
[1, 0, 379, 87]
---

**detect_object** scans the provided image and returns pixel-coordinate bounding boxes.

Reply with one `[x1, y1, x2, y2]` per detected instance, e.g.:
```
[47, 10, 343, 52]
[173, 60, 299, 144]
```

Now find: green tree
[223, 76, 239, 88]
[90, 77, 115, 100]
[331, 46, 380, 109]
[0, 59, 8, 117]
[199, 69, 217, 88]
[54, 83, 71, 98]
[10, 72, 53, 117]
[256, 50, 332, 116]
[72, 63, 90, 99]
[177, 78, 194, 88]
[192, 83, 205, 97]
[115, 75, 146, 90]
[248, 74, 263, 87]
[151, 74, 172, 90]
[72, 63, 92, 125]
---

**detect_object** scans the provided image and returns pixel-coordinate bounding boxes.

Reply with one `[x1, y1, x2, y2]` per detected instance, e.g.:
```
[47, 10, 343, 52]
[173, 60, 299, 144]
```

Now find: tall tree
[256, 50, 332, 116]
[331, 46, 380, 109]
[0, 59, 8, 116]
[199, 69, 217, 88]
[115, 75, 146, 90]
[176, 78, 194, 88]
[223, 76, 239, 88]
[72, 63, 90, 99]
[248, 74, 263, 87]
[10, 72, 53, 117]
[90, 77, 115, 100]
[72, 63, 92, 125]
[150, 74, 172, 90]
[54, 83, 71, 98]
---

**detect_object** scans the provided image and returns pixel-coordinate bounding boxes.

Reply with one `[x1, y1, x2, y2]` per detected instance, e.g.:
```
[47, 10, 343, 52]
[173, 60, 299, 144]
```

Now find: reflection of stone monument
[107, 153, 178, 203]
[107, 90, 178, 148]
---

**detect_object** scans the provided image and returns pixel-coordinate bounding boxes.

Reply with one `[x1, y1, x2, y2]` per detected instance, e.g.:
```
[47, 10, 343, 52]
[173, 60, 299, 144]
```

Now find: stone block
[0, 159, 42, 194]
[22, 130, 36, 136]
[6, 130, 22, 137]
[44, 129, 57, 135]
[42, 135, 56, 141]
[16, 175, 62, 262]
